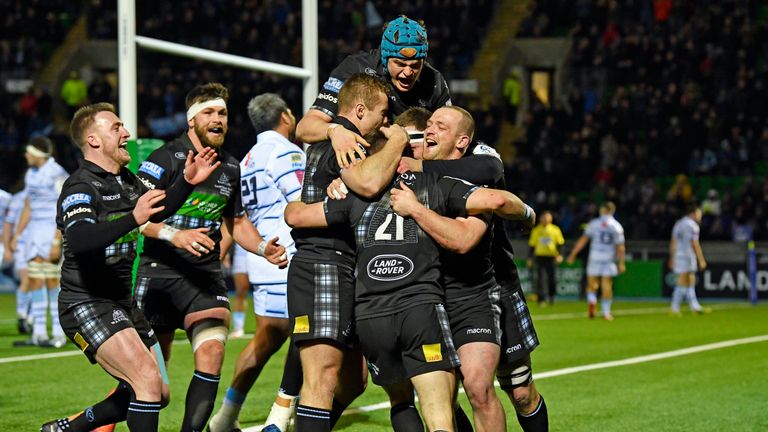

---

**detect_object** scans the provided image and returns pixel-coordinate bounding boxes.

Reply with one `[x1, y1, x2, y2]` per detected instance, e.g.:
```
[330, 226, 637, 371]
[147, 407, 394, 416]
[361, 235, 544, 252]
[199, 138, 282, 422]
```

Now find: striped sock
[127, 399, 161, 431]
[232, 311, 245, 333]
[670, 286, 685, 312]
[215, 387, 247, 428]
[295, 404, 330, 432]
[601, 298, 612, 316]
[181, 371, 220, 431]
[16, 289, 30, 319]
[31, 288, 48, 339]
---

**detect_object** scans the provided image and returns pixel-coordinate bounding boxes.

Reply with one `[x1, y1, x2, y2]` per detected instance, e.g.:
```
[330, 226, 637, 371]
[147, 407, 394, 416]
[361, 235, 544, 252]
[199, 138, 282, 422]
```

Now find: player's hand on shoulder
[327, 178, 348, 200]
[263, 237, 289, 268]
[184, 148, 221, 185]
[171, 227, 214, 257]
[380, 124, 408, 144]
[390, 181, 421, 217]
[331, 126, 369, 169]
[398, 157, 422, 174]
[133, 189, 166, 225]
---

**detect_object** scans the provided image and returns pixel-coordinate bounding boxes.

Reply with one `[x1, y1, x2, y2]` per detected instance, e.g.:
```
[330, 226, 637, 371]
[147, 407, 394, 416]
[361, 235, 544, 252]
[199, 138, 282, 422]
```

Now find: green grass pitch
[1, 293, 766, 431]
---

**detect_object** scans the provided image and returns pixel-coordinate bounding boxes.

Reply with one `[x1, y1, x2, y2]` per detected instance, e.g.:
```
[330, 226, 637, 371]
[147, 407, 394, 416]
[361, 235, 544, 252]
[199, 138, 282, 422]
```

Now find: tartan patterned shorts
[498, 288, 540, 366]
[59, 299, 157, 364]
[287, 260, 355, 347]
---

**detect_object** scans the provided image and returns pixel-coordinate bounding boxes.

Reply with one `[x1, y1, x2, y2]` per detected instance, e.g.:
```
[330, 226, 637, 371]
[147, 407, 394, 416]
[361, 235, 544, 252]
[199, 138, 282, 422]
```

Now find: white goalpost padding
[117, 0, 319, 136]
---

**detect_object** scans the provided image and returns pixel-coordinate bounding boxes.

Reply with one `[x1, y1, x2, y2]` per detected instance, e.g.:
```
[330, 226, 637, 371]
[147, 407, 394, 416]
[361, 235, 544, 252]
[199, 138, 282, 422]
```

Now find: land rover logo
[367, 254, 413, 281]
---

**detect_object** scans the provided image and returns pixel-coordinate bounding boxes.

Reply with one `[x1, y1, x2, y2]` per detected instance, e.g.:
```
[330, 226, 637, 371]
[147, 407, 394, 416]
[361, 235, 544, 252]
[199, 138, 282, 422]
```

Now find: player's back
[585, 215, 625, 262]
[672, 216, 698, 259]
[240, 131, 305, 252]
[327, 171, 476, 319]
[26, 158, 67, 224]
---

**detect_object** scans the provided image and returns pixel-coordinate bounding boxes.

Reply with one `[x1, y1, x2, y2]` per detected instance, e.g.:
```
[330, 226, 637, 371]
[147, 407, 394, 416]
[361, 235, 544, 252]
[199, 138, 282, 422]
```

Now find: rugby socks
[687, 286, 702, 311]
[66, 383, 131, 431]
[390, 402, 424, 432]
[329, 398, 348, 428]
[49, 286, 64, 338]
[232, 311, 245, 333]
[670, 286, 686, 313]
[516, 396, 548, 432]
[264, 391, 297, 431]
[30, 288, 48, 339]
[16, 289, 30, 320]
[601, 298, 612, 317]
[586, 292, 597, 306]
[279, 341, 303, 396]
[126, 399, 161, 431]
[180, 370, 220, 432]
[455, 404, 474, 432]
[295, 404, 331, 432]
[212, 387, 247, 429]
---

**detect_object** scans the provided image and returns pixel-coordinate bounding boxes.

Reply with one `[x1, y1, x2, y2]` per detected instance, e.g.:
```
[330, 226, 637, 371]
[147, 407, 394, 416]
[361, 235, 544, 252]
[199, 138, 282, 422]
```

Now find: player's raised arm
[341, 125, 409, 197]
[465, 187, 536, 228]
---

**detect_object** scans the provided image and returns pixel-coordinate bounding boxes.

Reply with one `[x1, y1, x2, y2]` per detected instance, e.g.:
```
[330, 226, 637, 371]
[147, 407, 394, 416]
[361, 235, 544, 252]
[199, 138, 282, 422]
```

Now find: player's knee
[190, 320, 228, 354]
[462, 376, 495, 407]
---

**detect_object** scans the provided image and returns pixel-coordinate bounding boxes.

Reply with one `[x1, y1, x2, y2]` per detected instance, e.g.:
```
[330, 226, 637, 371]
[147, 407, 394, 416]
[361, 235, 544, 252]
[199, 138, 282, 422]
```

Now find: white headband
[407, 131, 424, 143]
[26, 145, 50, 158]
[186, 98, 227, 121]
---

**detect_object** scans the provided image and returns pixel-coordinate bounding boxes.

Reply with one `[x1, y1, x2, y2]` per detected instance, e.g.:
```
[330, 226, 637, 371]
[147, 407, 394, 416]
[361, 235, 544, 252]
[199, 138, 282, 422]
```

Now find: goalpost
[116, 0, 319, 136]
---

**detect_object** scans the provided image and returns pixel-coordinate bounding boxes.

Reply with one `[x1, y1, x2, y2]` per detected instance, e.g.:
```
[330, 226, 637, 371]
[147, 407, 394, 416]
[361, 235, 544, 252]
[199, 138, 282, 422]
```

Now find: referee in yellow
[527, 211, 565, 306]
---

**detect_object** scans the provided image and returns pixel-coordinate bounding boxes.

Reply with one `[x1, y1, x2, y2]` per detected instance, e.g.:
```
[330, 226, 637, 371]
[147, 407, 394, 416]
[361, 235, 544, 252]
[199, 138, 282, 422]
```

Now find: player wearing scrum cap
[296, 15, 451, 167]
[133, 83, 288, 432]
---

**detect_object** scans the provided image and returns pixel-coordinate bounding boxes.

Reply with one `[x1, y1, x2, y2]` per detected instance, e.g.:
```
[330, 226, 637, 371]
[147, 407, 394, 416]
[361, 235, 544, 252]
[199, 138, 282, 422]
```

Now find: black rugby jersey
[312, 48, 451, 121]
[422, 144, 523, 296]
[325, 171, 477, 319]
[291, 117, 358, 267]
[57, 160, 148, 306]
[136, 133, 243, 276]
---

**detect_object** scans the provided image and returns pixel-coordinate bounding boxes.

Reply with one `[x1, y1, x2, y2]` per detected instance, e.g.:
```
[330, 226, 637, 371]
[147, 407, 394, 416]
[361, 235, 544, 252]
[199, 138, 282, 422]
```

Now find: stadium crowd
[506, 0, 768, 241]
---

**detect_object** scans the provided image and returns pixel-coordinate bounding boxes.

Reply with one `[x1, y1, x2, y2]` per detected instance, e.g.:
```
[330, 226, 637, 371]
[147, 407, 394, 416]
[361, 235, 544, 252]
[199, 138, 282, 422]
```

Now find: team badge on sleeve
[62, 193, 92, 211]
[322, 77, 344, 93]
[139, 161, 165, 180]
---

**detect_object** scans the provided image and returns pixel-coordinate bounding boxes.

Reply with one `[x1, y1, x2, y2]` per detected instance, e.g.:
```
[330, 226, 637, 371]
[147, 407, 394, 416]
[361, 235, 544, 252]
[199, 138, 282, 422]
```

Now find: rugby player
[11, 136, 68, 347]
[134, 83, 288, 432]
[2, 186, 31, 334]
[288, 73, 411, 432]
[285, 140, 534, 431]
[209, 93, 306, 432]
[42, 102, 219, 432]
[392, 106, 549, 431]
[567, 202, 626, 320]
[296, 15, 451, 167]
[669, 203, 709, 315]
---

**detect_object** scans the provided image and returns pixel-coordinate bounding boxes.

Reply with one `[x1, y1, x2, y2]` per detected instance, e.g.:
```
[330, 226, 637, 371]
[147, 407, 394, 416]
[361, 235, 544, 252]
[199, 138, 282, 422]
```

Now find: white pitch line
[0, 336, 257, 365]
[532, 303, 750, 321]
[242, 333, 768, 432]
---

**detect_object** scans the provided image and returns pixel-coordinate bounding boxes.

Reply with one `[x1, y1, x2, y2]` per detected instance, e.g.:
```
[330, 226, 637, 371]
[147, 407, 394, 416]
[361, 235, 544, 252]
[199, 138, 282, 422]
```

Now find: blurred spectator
[60, 70, 88, 117]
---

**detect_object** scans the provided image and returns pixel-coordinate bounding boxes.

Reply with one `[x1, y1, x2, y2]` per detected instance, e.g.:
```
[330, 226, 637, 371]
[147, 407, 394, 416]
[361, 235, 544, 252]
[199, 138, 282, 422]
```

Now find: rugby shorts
[248, 251, 292, 319]
[287, 260, 355, 348]
[586, 260, 618, 277]
[445, 285, 502, 349]
[59, 299, 157, 364]
[673, 255, 697, 275]
[498, 288, 540, 367]
[134, 272, 230, 333]
[356, 303, 460, 386]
